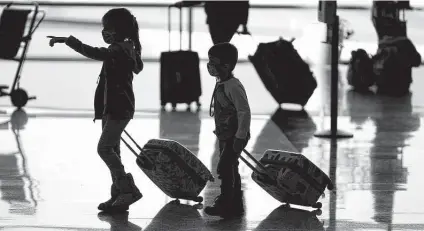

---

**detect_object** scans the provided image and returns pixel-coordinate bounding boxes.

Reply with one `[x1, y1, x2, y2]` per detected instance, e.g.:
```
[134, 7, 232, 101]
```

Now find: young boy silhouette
[205, 42, 251, 218]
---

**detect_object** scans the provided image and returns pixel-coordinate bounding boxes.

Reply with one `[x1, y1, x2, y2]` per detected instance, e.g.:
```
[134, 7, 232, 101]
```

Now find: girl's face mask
[102, 29, 116, 44]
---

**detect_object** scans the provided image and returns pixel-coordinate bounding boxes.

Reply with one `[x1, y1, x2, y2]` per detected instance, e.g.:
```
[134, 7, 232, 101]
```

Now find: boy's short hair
[208, 42, 238, 71]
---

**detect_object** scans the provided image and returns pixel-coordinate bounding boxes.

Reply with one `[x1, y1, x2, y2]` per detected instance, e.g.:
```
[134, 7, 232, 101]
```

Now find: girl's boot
[98, 184, 129, 212]
[111, 173, 142, 209]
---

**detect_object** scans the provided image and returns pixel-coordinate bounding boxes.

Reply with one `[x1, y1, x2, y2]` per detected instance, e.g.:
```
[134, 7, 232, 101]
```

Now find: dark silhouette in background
[174, 1, 250, 44]
[371, 0, 409, 40]
[0, 109, 39, 215]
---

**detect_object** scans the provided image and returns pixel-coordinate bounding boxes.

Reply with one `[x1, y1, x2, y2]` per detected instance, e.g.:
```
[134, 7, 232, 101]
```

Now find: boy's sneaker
[111, 173, 142, 210]
[233, 190, 245, 215]
[204, 194, 244, 219]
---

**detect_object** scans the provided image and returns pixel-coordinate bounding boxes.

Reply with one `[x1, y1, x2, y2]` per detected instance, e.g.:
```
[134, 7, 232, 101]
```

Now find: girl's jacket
[65, 36, 143, 121]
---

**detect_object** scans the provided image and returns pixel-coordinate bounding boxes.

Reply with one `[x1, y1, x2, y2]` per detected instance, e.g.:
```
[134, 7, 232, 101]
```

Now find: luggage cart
[0, 2, 46, 108]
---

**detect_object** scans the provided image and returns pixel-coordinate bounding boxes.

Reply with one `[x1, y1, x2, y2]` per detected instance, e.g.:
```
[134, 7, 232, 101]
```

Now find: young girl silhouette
[49, 8, 144, 213]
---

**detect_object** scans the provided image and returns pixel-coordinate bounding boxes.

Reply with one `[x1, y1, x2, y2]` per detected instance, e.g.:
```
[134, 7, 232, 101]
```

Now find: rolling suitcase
[248, 37, 317, 107]
[160, 5, 201, 111]
[238, 148, 333, 208]
[121, 130, 214, 203]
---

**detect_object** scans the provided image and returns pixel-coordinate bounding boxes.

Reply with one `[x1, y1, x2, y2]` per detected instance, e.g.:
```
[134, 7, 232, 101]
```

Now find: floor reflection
[204, 216, 248, 231]
[252, 108, 301, 154]
[270, 108, 317, 153]
[369, 93, 420, 229]
[98, 211, 142, 231]
[254, 205, 324, 231]
[143, 200, 203, 231]
[0, 109, 39, 215]
[345, 89, 378, 129]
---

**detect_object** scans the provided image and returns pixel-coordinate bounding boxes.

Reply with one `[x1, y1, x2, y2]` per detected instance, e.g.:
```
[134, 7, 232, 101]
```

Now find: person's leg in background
[97, 115, 142, 211]
[208, 21, 241, 45]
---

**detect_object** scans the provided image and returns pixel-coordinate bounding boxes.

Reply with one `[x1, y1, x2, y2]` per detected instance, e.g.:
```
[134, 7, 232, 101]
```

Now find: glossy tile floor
[1, 62, 424, 230]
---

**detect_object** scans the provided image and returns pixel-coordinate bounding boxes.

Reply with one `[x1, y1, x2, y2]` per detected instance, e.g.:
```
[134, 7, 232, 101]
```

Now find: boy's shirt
[213, 77, 251, 140]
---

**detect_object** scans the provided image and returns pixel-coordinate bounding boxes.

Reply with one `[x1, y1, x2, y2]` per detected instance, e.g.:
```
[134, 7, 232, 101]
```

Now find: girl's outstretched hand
[47, 36, 68, 47]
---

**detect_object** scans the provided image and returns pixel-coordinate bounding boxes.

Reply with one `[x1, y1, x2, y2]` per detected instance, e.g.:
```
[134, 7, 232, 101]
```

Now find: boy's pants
[217, 137, 246, 199]
[98, 115, 130, 181]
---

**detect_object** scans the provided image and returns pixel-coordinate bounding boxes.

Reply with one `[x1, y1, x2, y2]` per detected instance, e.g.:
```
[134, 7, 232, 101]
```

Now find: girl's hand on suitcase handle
[47, 36, 68, 47]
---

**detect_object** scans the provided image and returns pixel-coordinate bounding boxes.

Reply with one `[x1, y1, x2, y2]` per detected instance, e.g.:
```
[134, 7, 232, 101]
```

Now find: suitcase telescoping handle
[235, 147, 276, 183]
[168, 5, 183, 52]
[121, 130, 156, 170]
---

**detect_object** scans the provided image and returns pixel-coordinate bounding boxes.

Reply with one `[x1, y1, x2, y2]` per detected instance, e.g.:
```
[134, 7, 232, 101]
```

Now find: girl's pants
[98, 115, 130, 181]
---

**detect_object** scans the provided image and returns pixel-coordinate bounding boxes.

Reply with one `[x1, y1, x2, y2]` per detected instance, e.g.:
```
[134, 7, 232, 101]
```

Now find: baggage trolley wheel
[171, 103, 177, 111]
[312, 202, 322, 209]
[194, 196, 203, 203]
[314, 209, 322, 216]
[11, 109, 28, 129]
[11, 88, 29, 108]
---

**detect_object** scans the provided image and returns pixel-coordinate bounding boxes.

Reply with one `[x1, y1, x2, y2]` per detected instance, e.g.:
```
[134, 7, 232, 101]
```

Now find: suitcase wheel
[312, 202, 322, 209]
[161, 101, 167, 109]
[171, 103, 177, 111]
[171, 199, 180, 204]
[193, 203, 203, 210]
[196, 101, 201, 111]
[327, 182, 335, 190]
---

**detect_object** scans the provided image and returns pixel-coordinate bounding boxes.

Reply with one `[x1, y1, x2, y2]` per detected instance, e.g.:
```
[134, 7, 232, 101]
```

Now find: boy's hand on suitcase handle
[47, 36, 68, 47]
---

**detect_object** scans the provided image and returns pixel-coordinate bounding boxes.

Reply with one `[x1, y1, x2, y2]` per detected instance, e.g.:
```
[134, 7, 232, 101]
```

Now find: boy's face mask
[207, 55, 230, 78]
[102, 29, 116, 44]
[207, 63, 220, 77]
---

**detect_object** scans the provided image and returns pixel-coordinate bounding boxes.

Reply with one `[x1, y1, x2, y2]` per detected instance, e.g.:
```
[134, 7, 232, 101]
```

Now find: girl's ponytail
[131, 16, 142, 55]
